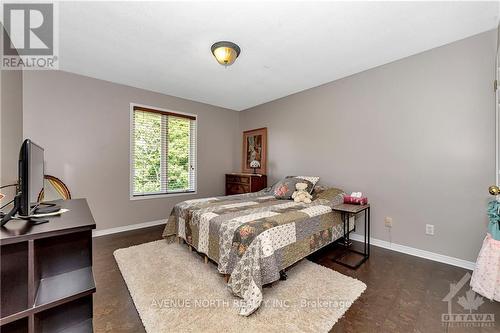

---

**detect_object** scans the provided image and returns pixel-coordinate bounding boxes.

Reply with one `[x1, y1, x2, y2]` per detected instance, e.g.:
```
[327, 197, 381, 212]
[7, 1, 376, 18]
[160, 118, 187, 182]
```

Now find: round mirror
[37, 175, 71, 202]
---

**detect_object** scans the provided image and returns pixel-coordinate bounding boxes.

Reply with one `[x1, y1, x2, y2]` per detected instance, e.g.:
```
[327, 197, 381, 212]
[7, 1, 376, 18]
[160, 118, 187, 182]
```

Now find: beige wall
[0, 27, 24, 205]
[0, 68, 23, 203]
[23, 70, 239, 230]
[239, 30, 497, 262]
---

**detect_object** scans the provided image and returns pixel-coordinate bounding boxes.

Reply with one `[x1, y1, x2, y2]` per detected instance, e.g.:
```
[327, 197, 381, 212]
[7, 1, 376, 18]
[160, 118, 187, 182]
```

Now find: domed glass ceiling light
[211, 41, 241, 66]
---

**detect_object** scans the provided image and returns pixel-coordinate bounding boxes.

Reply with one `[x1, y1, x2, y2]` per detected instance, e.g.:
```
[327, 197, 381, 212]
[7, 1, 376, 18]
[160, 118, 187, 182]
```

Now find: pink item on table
[343, 195, 368, 205]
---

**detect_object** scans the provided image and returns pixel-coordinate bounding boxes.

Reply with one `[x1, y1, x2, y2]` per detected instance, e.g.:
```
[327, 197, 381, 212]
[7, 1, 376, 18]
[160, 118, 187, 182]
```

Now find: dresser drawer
[226, 175, 250, 184]
[225, 174, 267, 195]
[226, 183, 250, 195]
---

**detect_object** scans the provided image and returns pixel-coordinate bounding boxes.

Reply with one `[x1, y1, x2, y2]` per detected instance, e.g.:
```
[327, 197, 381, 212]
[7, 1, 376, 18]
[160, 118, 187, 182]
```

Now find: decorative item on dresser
[249, 160, 260, 174]
[0, 199, 96, 333]
[225, 173, 267, 195]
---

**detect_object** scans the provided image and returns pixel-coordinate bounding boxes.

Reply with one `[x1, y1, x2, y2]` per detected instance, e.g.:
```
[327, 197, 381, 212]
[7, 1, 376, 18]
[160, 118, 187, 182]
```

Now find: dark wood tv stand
[1, 199, 96, 333]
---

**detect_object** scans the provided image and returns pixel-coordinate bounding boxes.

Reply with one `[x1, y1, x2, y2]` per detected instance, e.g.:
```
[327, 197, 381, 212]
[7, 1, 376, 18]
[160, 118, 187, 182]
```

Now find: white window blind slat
[131, 106, 197, 197]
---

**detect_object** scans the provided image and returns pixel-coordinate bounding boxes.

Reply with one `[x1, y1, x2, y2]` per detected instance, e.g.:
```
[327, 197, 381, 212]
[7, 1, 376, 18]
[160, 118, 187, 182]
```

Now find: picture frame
[242, 127, 267, 174]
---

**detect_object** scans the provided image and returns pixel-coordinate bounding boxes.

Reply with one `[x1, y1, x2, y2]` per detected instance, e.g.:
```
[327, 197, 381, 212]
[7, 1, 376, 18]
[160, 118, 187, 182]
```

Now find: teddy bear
[292, 182, 312, 204]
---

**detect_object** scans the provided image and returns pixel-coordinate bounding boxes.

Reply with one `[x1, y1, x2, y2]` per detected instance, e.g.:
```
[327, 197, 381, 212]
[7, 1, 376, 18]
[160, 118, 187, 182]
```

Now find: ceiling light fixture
[211, 41, 241, 66]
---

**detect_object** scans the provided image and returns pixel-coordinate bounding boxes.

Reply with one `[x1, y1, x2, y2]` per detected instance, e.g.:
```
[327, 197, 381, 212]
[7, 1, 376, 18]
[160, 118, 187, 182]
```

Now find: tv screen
[29, 142, 44, 207]
[18, 139, 44, 216]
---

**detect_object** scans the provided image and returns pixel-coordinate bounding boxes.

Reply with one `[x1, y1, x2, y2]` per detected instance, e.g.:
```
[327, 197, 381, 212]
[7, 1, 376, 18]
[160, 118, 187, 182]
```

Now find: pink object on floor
[470, 233, 500, 302]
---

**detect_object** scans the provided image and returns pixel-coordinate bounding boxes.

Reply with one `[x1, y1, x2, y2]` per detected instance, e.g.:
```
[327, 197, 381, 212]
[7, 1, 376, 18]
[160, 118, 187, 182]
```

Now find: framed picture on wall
[242, 127, 267, 175]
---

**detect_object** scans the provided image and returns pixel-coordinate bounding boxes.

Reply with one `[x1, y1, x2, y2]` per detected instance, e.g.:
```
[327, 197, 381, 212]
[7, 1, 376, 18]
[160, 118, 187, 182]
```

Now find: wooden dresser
[0, 199, 96, 333]
[225, 173, 267, 195]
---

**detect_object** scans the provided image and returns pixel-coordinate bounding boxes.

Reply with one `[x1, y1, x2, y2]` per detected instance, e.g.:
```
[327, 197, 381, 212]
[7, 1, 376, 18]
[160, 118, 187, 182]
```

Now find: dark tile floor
[92, 225, 500, 333]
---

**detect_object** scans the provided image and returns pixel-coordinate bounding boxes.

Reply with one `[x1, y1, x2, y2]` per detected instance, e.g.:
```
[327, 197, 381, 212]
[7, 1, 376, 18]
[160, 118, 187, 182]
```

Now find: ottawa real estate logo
[441, 272, 495, 328]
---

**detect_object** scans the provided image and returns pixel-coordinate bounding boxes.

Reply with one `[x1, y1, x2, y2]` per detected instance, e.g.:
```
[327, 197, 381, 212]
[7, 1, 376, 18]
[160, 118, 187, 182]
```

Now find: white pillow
[295, 176, 320, 186]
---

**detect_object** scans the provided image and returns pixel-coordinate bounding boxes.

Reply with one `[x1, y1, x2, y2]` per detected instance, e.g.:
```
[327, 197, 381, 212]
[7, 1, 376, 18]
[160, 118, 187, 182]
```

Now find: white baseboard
[92, 219, 166, 237]
[349, 233, 476, 271]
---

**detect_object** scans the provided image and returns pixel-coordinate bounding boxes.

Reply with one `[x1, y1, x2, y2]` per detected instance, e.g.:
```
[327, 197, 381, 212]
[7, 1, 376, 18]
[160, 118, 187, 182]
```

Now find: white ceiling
[59, 1, 499, 111]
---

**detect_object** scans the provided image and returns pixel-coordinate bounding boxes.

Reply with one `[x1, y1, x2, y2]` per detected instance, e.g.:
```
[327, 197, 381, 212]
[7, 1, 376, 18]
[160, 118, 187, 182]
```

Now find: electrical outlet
[384, 217, 393, 228]
[426, 224, 434, 235]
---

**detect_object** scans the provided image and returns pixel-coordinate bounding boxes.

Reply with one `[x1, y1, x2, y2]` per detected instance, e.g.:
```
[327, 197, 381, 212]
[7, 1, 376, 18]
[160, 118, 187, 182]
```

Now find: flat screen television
[0, 139, 47, 226]
[18, 139, 45, 216]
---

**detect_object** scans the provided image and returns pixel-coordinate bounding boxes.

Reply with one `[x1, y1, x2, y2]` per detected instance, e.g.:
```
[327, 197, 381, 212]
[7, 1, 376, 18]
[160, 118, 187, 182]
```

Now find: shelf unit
[0, 199, 96, 333]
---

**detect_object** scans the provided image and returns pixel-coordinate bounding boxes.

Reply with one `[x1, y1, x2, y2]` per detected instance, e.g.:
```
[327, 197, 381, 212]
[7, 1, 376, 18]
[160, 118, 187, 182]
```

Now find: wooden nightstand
[225, 173, 267, 195]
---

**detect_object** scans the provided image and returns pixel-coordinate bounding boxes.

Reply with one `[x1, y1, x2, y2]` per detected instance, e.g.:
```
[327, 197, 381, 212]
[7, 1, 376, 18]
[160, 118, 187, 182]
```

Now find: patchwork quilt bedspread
[162, 189, 349, 316]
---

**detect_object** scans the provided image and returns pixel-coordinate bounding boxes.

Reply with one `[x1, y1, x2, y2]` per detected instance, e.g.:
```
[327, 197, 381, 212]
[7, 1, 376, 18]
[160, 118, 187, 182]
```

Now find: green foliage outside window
[168, 117, 189, 190]
[133, 111, 191, 194]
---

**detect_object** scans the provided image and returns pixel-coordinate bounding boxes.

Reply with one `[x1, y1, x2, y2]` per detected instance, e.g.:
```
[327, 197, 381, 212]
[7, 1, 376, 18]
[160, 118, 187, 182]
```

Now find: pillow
[311, 184, 329, 196]
[313, 187, 345, 206]
[286, 176, 320, 193]
[272, 178, 313, 200]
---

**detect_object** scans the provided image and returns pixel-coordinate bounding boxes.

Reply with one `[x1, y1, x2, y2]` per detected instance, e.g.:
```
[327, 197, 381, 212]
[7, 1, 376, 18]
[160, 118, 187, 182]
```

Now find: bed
[162, 185, 353, 316]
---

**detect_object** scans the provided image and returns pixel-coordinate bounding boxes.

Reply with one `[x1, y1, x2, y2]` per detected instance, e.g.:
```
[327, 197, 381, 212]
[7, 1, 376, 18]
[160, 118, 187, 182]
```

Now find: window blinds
[131, 106, 196, 197]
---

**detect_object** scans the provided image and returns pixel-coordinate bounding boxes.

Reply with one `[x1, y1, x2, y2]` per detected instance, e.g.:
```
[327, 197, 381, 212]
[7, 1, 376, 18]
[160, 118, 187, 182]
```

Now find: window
[130, 105, 196, 198]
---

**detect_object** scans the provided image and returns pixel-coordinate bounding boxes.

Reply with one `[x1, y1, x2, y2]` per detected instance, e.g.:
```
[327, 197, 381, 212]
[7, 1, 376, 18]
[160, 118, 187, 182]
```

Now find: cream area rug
[114, 240, 366, 333]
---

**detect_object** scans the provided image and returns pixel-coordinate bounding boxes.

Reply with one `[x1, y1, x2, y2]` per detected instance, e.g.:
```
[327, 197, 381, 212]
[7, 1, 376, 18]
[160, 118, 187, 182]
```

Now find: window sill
[130, 191, 197, 201]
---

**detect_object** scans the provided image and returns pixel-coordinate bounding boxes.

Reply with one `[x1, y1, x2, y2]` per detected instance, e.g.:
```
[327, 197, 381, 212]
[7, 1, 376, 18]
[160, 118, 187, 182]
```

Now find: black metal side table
[332, 203, 370, 269]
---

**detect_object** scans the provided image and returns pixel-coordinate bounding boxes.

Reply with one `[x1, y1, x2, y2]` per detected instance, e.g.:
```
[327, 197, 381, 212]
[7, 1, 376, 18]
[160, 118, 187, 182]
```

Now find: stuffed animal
[292, 182, 312, 204]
